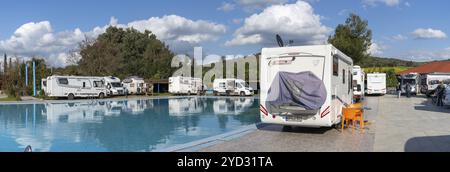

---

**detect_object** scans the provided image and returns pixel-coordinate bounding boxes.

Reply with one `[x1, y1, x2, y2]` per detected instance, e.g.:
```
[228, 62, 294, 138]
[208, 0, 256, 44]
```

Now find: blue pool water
[0, 97, 260, 152]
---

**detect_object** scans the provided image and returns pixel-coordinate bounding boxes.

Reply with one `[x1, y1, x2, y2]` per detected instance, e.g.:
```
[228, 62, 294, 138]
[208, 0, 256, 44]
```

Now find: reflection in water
[0, 98, 259, 152]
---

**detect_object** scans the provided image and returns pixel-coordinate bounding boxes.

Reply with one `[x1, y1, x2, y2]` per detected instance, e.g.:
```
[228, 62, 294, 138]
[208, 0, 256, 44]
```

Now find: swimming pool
[0, 97, 260, 152]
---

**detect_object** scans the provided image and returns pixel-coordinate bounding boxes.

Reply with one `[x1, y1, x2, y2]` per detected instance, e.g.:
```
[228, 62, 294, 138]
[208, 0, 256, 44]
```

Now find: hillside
[359, 56, 425, 68]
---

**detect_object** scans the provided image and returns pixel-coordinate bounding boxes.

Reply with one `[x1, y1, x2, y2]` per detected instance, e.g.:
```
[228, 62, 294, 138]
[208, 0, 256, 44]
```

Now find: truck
[213, 79, 254, 96]
[366, 73, 387, 95]
[169, 76, 204, 95]
[44, 75, 107, 100]
[260, 44, 353, 128]
[352, 66, 365, 102]
[104, 76, 125, 96]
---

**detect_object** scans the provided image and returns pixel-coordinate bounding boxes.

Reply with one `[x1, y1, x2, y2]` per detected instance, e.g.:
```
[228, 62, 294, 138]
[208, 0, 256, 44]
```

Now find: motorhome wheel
[99, 93, 105, 99]
[240, 92, 245, 96]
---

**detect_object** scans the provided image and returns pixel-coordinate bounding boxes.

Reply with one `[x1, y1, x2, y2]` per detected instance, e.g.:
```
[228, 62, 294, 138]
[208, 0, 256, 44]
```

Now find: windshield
[403, 79, 416, 85]
[111, 82, 122, 87]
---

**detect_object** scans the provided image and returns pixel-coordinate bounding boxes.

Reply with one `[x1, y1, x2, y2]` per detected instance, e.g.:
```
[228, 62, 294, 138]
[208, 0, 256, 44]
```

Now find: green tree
[328, 13, 372, 65]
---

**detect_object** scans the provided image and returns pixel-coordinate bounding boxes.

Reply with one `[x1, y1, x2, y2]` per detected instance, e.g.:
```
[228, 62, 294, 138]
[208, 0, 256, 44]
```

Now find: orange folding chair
[342, 103, 364, 131]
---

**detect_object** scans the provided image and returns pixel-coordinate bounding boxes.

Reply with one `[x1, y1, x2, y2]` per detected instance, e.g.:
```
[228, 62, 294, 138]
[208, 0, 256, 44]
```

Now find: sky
[0, 0, 449, 67]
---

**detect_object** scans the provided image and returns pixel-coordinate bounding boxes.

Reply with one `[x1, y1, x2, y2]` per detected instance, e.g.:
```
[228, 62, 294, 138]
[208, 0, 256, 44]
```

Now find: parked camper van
[44, 76, 107, 100]
[122, 76, 146, 95]
[104, 76, 125, 96]
[366, 73, 387, 95]
[169, 76, 204, 95]
[400, 73, 420, 95]
[352, 66, 365, 101]
[260, 44, 353, 128]
[213, 79, 254, 96]
[422, 73, 450, 97]
[213, 97, 254, 115]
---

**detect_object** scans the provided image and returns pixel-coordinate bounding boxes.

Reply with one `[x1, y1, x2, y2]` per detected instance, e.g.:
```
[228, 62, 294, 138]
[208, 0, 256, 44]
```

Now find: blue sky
[0, 0, 449, 66]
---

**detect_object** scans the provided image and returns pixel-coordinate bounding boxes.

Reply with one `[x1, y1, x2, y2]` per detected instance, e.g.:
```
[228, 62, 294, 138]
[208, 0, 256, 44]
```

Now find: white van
[169, 76, 204, 95]
[213, 79, 254, 96]
[45, 76, 107, 100]
[366, 73, 387, 95]
[104, 76, 125, 96]
[122, 76, 146, 95]
[423, 73, 450, 97]
[352, 66, 365, 101]
[260, 44, 353, 128]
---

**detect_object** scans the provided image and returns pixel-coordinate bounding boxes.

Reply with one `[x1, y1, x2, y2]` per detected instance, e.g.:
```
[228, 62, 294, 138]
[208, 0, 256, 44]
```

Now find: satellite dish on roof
[276, 34, 284, 47]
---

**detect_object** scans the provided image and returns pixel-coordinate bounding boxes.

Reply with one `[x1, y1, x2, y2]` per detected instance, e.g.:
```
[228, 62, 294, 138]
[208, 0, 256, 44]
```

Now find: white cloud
[232, 18, 243, 24]
[390, 34, 408, 41]
[218, 2, 236, 12]
[235, 0, 288, 11]
[0, 15, 226, 67]
[226, 1, 330, 46]
[368, 42, 387, 55]
[401, 48, 450, 61]
[412, 28, 447, 39]
[362, 0, 401, 7]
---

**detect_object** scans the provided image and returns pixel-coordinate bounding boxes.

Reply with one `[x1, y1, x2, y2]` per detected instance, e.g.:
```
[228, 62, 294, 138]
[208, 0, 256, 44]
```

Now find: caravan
[366, 73, 387, 95]
[260, 44, 353, 128]
[104, 76, 125, 96]
[213, 79, 254, 96]
[44, 76, 107, 100]
[122, 76, 147, 95]
[400, 73, 420, 95]
[169, 76, 204, 95]
[352, 66, 365, 101]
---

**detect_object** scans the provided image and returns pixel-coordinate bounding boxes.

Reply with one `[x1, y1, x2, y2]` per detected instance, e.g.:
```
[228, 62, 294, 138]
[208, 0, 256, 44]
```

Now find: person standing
[406, 83, 412, 98]
[436, 81, 445, 107]
[397, 82, 401, 98]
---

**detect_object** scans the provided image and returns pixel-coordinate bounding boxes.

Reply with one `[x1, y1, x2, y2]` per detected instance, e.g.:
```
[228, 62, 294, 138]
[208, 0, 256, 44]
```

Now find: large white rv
[352, 66, 365, 101]
[169, 76, 203, 95]
[400, 73, 420, 95]
[213, 79, 254, 96]
[366, 73, 387, 95]
[122, 76, 146, 95]
[422, 73, 450, 96]
[104, 76, 125, 96]
[260, 44, 353, 128]
[44, 76, 107, 100]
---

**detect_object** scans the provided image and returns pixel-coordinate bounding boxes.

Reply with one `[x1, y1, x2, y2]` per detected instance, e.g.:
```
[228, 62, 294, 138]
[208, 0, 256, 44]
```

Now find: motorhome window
[349, 70, 352, 93]
[130, 83, 135, 88]
[43, 81, 47, 87]
[219, 83, 226, 88]
[343, 69, 346, 84]
[333, 55, 339, 76]
[58, 78, 68, 85]
[94, 81, 104, 88]
[139, 83, 144, 87]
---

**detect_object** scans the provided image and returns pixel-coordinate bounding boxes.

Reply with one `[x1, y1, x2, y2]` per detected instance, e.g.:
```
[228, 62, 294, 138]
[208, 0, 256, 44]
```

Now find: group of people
[396, 81, 447, 107]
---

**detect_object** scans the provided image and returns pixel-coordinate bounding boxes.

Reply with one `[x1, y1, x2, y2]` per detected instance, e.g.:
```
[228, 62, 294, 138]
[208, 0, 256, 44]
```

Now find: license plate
[284, 116, 303, 122]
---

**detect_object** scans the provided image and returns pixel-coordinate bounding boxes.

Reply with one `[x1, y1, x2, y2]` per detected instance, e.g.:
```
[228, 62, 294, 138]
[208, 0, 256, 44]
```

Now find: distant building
[398, 61, 450, 75]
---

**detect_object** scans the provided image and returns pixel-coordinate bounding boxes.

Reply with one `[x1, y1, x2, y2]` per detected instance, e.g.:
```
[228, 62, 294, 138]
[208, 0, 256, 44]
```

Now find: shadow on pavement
[256, 123, 331, 134]
[414, 99, 450, 113]
[405, 135, 450, 152]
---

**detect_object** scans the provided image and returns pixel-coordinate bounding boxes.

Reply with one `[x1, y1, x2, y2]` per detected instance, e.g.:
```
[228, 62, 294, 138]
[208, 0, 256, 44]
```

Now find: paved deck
[195, 95, 450, 152]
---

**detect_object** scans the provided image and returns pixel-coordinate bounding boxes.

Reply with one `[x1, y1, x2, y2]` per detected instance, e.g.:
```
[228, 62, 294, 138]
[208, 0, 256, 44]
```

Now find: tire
[68, 93, 75, 100]
[99, 93, 105, 99]
[187, 91, 191, 96]
[240, 92, 245, 96]
[214, 91, 218, 96]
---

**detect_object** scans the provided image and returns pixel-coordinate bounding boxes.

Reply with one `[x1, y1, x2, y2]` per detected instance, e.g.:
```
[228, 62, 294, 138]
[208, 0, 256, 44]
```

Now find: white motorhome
[400, 73, 420, 95]
[213, 79, 254, 96]
[366, 73, 387, 95]
[422, 73, 450, 96]
[104, 76, 125, 96]
[352, 66, 365, 101]
[260, 44, 353, 128]
[444, 86, 450, 106]
[44, 76, 107, 100]
[122, 76, 146, 95]
[169, 76, 204, 95]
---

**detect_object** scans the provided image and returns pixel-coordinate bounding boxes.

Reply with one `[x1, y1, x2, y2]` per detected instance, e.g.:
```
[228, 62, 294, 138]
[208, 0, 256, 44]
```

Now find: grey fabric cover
[266, 71, 327, 116]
